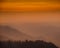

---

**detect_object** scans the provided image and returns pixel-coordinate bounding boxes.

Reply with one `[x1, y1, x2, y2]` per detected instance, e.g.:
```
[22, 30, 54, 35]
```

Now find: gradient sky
[0, 2, 60, 12]
[0, 12, 60, 47]
[0, 12, 60, 23]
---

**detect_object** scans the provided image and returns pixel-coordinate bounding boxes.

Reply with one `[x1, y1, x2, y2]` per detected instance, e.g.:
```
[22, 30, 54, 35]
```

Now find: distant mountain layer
[0, 25, 33, 41]
[0, 25, 60, 47]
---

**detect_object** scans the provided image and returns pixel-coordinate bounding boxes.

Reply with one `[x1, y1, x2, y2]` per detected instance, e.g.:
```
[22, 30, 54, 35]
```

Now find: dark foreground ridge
[0, 40, 58, 48]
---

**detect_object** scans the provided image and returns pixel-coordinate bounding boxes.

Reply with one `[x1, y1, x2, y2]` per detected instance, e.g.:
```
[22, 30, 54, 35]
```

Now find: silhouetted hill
[0, 40, 58, 48]
[0, 25, 33, 41]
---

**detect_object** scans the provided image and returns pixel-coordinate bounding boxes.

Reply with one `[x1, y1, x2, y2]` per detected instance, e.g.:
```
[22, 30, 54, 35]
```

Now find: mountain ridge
[0, 25, 33, 41]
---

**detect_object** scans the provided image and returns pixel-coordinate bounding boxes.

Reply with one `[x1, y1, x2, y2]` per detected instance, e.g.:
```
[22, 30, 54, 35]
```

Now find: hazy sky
[0, 12, 60, 23]
[0, 12, 60, 47]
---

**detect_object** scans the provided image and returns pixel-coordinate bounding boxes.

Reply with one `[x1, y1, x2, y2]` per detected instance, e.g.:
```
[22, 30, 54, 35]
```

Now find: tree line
[0, 40, 58, 48]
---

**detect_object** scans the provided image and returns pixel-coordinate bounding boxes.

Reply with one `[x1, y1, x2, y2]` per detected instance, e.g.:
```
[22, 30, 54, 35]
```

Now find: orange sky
[0, 2, 60, 12]
[0, 12, 60, 24]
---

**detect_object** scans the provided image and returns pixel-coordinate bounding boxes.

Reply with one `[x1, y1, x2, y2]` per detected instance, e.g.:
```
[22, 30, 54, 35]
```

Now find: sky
[0, 12, 60, 47]
[0, 2, 60, 12]
[0, 12, 60, 23]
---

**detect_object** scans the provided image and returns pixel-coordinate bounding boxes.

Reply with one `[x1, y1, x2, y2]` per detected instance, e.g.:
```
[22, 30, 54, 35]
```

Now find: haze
[0, 12, 60, 47]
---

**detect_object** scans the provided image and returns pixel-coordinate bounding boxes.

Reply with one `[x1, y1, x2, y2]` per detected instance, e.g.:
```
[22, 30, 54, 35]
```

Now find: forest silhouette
[0, 40, 58, 48]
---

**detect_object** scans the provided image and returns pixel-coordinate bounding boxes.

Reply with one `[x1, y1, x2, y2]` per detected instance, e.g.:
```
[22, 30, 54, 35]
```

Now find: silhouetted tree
[0, 40, 58, 48]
